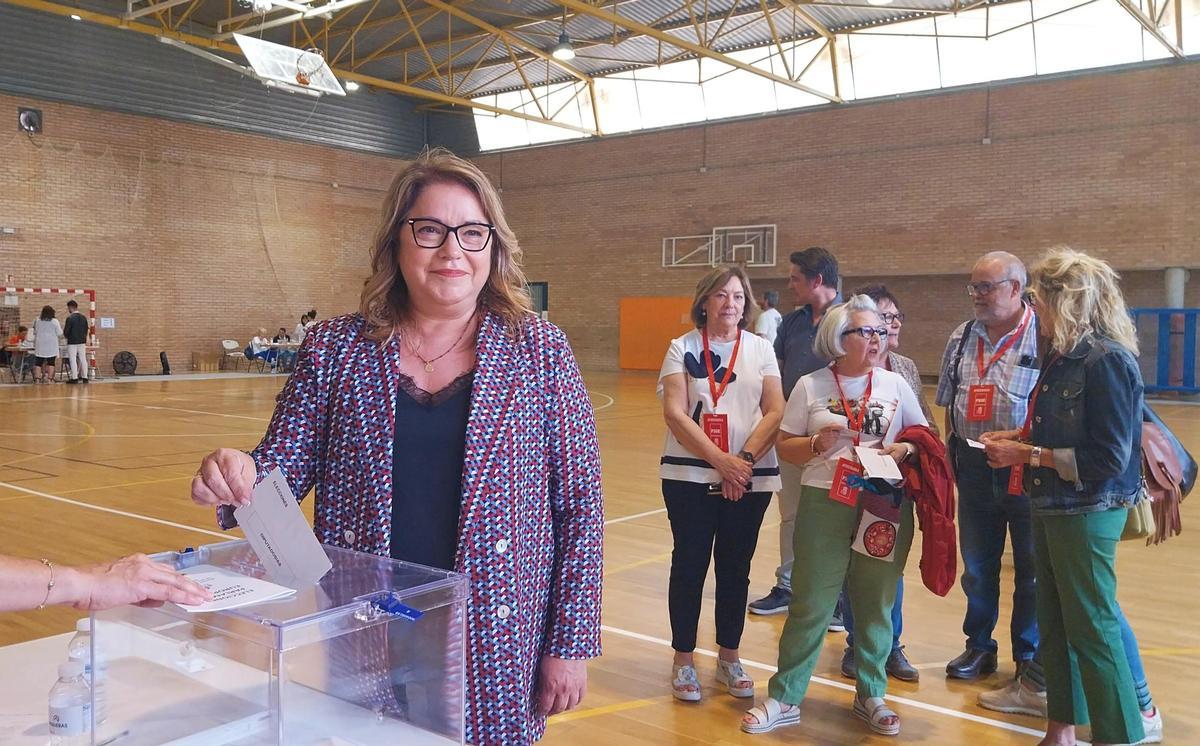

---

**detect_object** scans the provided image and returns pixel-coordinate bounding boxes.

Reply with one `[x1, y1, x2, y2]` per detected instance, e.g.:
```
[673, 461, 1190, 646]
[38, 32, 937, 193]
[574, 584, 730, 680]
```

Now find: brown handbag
[1140, 422, 1184, 545]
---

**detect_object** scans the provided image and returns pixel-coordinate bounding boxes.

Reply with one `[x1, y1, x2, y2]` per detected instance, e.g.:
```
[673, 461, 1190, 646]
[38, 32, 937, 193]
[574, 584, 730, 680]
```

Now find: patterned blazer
[221, 310, 605, 745]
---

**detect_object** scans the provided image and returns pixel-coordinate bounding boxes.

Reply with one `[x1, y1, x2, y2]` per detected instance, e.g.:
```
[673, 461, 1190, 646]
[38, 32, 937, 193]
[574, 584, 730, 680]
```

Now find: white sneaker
[1135, 708, 1163, 744]
[1069, 708, 1161, 745]
[978, 677, 1047, 718]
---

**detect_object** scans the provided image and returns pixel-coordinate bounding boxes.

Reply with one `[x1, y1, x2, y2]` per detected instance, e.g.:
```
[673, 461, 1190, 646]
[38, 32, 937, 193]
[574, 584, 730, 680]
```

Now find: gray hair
[813, 295, 880, 361]
[978, 251, 1028, 291]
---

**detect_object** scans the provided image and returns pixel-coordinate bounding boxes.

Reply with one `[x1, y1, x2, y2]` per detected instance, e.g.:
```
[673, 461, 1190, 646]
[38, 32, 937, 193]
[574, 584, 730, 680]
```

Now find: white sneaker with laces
[977, 677, 1047, 718]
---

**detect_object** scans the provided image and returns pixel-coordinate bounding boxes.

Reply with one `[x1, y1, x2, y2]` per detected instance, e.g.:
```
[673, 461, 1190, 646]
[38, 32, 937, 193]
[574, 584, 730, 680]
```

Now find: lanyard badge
[968, 307, 1031, 423]
[700, 328, 742, 453]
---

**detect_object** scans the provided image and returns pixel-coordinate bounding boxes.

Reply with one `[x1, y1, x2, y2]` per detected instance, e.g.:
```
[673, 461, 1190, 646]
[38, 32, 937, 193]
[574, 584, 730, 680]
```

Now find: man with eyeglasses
[935, 251, 1041, 687]
[749, 247, 842, 619]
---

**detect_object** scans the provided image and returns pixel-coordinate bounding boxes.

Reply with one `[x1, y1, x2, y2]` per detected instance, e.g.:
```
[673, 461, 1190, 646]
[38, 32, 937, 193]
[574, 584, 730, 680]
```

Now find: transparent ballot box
[89, 540, 468, 745]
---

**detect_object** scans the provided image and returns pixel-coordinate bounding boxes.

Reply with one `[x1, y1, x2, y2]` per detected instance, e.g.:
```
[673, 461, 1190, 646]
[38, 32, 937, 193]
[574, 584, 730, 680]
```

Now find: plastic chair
[220, 340, 248, 371]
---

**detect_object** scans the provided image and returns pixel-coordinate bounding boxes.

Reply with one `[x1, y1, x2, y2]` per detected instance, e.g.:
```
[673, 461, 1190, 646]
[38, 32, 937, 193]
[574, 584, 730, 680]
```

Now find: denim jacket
[1024, 334, 1144, 515]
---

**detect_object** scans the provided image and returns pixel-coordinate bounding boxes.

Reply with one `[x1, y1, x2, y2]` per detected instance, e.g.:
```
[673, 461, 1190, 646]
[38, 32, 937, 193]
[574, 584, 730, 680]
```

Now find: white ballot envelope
[853, 446, 904, 481]
[965, 438, 987, 450]
[179, 564, 297, 613]
[234, 468, 332, 587]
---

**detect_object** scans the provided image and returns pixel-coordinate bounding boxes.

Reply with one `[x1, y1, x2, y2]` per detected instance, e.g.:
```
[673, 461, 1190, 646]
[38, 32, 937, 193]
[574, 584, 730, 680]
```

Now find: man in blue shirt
[749, 247, 840, 616]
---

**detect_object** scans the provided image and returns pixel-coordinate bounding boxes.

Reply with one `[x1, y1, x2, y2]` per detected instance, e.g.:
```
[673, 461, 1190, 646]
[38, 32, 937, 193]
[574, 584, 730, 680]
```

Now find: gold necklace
[407, 315, 475, 373]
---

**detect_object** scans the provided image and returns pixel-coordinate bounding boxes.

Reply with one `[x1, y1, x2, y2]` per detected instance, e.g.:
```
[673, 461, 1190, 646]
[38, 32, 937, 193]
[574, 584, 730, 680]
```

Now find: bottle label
[49, 702, 91, 736]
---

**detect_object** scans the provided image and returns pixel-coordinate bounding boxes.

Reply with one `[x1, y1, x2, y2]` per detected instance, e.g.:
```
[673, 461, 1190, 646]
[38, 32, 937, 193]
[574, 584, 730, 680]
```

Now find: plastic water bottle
[48, 660, 91, 745]
[67, 618, 107, 723]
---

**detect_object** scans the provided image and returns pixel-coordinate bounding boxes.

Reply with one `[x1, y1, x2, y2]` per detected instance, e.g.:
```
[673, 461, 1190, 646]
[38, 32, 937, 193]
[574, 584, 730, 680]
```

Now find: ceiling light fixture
[344, 79, 360, 92]
[70, 13, 82, 19]
[867, 0, 894, 5]
[550, 9, 575, 61]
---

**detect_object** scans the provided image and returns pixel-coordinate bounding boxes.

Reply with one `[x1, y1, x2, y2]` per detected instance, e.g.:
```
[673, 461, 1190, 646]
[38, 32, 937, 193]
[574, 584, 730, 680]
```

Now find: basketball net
[295, 48, 324, 86]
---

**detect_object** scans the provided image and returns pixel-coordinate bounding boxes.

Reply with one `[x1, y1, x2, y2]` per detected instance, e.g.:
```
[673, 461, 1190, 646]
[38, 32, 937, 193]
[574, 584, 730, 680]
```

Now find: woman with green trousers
[981, 247, 1153, 746]
[741, 295, 927, 737]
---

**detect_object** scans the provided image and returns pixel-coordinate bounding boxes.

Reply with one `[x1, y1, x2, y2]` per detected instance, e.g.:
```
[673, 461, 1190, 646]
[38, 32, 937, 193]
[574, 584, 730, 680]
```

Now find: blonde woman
[658, 265, 784, 702]
[981, 248, 1155, 746]
[190, 148, 604, 745]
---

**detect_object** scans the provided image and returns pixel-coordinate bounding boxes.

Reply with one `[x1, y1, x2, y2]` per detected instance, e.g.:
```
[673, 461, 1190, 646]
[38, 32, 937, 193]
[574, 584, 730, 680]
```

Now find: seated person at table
[248, 329, 274, 366]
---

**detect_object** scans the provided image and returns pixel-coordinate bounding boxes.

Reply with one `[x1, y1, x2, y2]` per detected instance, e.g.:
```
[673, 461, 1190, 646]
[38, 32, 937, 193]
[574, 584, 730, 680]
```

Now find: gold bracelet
[37, 558, 55, 610]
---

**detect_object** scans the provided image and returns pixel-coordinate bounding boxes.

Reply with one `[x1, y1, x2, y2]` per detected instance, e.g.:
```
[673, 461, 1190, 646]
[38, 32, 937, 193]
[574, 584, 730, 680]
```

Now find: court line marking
[0, 416, 96, 470]
[588, 390, 615, 411]
[84, 398, 270, 422]
[598, 625, 1045, 738]
[0, 480, 229, 539]
[548, 694, 666, 723]
[605, 507, 666, 525]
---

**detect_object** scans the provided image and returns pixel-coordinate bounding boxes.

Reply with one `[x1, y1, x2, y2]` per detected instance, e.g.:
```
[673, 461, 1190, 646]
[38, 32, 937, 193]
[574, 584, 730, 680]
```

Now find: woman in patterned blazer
[191, 148, 604, 745]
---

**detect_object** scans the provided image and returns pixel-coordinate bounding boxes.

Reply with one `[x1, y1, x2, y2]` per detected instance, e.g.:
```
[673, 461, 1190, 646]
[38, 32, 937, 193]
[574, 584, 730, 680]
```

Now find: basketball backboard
[234, 34, 346, 97]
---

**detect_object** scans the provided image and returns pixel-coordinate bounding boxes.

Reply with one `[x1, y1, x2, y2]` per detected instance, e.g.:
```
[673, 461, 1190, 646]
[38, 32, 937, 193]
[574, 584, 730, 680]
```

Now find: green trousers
[768, 484, 914, 703]
[1034, 508, 1144, 744]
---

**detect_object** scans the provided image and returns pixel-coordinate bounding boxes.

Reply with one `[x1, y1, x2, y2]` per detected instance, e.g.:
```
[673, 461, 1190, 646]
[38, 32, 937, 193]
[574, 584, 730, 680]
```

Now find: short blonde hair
[1029, 247, 1139, 356]
[813, 295, 880, 361]
[690, 265, 759, 329]
[359, 148, 531, 341]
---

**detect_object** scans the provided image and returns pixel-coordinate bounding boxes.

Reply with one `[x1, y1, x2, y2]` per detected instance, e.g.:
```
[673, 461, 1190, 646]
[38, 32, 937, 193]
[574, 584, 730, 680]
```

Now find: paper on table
[853, 446, 904, 481]
[234, 467, 332, 587]
[179, 564, 296, 613]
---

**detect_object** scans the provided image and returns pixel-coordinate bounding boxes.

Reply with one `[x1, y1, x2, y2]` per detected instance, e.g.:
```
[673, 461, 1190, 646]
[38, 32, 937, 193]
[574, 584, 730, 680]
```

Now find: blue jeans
[954, 439, 1039, 660]
[843, 578, 903, 651]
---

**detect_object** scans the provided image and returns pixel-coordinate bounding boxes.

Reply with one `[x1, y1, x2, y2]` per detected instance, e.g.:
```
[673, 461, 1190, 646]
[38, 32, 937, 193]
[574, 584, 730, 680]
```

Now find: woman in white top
[658, 265, 784, 703]
[742, 295, 926, 737]
[31, 305, 64, 384]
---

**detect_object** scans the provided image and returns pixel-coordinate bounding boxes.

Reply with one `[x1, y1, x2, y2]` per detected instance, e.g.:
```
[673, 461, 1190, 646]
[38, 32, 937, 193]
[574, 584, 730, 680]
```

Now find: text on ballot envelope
[234, 467, 332, 587]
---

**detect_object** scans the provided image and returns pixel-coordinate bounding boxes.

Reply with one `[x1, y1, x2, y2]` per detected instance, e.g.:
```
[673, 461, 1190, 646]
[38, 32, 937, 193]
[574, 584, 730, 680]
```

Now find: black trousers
[663, 479, 772, 652]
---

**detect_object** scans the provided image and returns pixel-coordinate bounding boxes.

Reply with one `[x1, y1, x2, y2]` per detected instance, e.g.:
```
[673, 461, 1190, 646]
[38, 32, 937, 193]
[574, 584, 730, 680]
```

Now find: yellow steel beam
[0, 0, 599, 135]
[419, 0, 593, 85]
[555, 0, 841, 101]
[775, 0, 834, 40]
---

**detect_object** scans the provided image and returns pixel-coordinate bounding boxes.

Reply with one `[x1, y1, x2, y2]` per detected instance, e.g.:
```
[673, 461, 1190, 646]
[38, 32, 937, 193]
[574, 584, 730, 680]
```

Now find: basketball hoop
[295, 48, 324, 86]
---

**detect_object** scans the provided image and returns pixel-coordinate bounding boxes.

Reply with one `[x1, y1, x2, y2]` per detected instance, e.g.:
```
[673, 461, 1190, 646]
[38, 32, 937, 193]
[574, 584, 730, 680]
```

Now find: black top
[63, 312, 89, 345]
[390, 370, 474, 571]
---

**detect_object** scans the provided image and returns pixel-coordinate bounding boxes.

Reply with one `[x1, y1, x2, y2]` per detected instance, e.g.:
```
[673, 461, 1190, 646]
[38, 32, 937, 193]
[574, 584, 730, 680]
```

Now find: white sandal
[672, 664, 701, 702]
[741, 697, 801, 734]
[853, 696, 900, 736]
[716, 659, 755, 698]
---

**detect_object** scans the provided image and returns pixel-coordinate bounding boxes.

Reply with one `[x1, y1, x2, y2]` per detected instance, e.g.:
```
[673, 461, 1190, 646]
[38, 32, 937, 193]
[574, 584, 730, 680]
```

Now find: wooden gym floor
[1, 370, 1196, 744]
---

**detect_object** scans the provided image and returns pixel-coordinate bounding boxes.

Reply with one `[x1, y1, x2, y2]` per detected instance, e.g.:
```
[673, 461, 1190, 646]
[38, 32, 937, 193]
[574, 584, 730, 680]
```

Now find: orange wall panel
[619, 297, 693, 371]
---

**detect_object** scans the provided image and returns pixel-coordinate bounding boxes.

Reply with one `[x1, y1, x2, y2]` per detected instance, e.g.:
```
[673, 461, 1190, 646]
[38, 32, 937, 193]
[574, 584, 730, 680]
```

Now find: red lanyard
[702, 328, 742, 408]
[831, 366, 873, 444]
[977, 305, 1032, 378]
[1019, 353, 1060, 439]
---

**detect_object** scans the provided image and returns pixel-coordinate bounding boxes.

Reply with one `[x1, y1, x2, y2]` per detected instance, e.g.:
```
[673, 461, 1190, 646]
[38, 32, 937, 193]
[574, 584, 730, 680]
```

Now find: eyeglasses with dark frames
[966, 279, 1017, 297]
[406, 218, 495, 252]
[842, 326, 890, 339]
[880, 311, 906, 324]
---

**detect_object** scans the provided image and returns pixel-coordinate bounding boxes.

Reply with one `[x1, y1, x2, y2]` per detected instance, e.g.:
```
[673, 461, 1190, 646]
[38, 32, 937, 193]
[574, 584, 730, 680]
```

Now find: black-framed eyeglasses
[406, 218, 495, 252]
[880, 311, 905, 324]
[842, 326, 889, 339]
[966, 279, 1016, 297]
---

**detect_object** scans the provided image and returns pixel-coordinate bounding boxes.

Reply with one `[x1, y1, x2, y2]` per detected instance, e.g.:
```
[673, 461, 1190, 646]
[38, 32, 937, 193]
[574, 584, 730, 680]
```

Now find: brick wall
[3, 60, 1199, 377]
[476, 60, 1200, 374]
[0, 92, 404, 374]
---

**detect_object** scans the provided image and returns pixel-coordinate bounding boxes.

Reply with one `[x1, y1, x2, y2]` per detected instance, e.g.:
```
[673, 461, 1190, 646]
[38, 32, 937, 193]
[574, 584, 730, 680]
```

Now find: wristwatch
[738, 450, 755, 464]
[1029, 446, 1043, 468]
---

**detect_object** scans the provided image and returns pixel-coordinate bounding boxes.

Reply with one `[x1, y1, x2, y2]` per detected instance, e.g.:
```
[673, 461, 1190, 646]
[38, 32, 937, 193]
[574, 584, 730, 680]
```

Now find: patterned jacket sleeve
[251, 323, 334, 494]
[542, 325, 605, 659]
